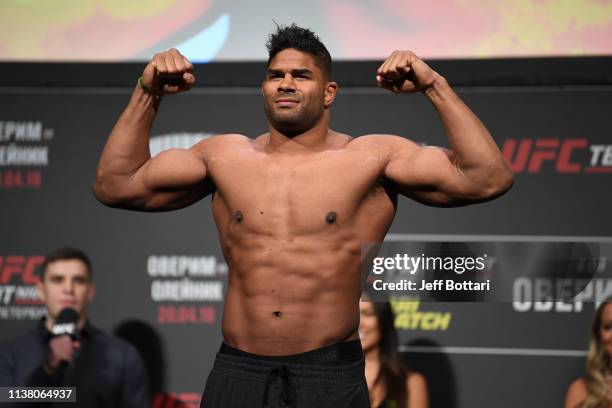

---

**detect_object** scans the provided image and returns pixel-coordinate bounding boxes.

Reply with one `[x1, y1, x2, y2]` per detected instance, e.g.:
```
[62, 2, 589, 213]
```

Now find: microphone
[51, 308, 79, 340]
[46, 308, 80, 377]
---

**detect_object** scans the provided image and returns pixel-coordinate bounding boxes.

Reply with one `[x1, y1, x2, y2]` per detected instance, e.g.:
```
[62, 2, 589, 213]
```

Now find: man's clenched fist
[141, 48, 195, 95]
[376, 50, 439, 94]
[46, 335, 80, 372]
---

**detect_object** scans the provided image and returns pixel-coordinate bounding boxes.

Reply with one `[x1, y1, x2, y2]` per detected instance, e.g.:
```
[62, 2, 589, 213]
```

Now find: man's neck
[266, 117, 332, 155]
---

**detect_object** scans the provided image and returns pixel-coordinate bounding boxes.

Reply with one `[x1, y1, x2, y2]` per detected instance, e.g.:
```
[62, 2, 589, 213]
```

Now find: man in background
[0, 247, 149, 407]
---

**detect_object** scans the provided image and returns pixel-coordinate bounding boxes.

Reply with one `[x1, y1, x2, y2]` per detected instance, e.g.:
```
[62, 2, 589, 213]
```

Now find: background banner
[1, 82, 610, 407]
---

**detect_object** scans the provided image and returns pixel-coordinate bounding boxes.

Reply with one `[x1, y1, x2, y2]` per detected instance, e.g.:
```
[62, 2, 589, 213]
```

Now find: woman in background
[566, 299, 612, 408]
[359, 298, 428, 408]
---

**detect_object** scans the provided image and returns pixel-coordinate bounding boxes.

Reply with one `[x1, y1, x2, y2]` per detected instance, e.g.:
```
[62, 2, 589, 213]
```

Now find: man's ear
[87, 284, 95, 304]
[324, 81, 338, 108]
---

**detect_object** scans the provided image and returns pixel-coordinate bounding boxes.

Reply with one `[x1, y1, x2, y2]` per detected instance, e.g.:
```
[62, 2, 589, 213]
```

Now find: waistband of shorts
[219, 339, 363, 365]
[212, 341, 365, 386]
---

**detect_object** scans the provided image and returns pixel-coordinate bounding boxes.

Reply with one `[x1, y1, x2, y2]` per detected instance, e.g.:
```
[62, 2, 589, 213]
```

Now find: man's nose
[278, 74, 296, 92]
[63, 280, 75, 294]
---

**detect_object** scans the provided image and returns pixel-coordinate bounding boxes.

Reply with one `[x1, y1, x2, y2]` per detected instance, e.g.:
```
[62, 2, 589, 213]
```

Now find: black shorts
[200, 340, 371, 408]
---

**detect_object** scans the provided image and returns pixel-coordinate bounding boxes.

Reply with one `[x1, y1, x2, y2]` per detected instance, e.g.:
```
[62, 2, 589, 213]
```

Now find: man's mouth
[275, 98, 299, 106]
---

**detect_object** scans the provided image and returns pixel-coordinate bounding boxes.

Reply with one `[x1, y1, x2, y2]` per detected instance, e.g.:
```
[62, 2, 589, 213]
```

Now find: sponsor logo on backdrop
[502, 138, 612, 174]
[0, 121, 55, 189]
[390, 298, 452, 331]
[0, 255, 45, 320]
[512, 278, 612, 313]
[153, 391, 201, 408]
[512, 257, 610, 313]
[147, 255, 227, 325]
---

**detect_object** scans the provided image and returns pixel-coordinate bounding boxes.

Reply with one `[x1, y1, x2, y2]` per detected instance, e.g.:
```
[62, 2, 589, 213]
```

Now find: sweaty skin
[93, 47, 513, 355]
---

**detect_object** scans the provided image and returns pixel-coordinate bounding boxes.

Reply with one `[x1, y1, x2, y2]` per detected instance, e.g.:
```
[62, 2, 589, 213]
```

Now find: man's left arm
[378, 50, 514, 207]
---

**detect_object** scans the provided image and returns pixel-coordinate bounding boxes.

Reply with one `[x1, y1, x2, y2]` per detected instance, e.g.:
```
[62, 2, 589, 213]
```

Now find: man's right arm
[0, 340, 58, 388]
[93, 48, 215, 211]
[0, 342, 16, 386]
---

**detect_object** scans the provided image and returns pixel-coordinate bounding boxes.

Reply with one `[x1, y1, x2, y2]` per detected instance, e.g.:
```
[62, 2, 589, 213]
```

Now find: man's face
[37, 259, 94, 322]
[262, 48, 336, 134]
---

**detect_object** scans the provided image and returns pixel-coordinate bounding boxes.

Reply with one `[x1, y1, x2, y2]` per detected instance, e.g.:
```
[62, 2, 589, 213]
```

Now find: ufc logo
[0, 256, 44, 284]
[502, 138, 587, 173]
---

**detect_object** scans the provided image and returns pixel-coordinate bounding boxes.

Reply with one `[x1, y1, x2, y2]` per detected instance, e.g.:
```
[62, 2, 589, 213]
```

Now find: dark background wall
[0, 57, 611, 407]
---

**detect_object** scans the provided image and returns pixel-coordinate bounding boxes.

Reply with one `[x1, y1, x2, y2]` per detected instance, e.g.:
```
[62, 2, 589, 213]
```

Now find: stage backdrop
[0, 70, 611, 407]
[2, 0, 611, 62]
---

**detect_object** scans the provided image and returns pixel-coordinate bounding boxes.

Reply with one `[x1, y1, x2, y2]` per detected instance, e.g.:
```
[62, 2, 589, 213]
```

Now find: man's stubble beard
[264, 100, 324, 135]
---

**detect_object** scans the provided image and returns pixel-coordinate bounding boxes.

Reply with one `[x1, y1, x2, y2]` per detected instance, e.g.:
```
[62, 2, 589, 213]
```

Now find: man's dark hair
[40, 247, 92, 281]
[266, 23, 332, 78]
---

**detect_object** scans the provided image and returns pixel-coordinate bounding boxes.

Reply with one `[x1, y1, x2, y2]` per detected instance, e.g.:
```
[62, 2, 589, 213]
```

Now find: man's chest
[207, 151, 393, 233]
[211, 151, 384, 204]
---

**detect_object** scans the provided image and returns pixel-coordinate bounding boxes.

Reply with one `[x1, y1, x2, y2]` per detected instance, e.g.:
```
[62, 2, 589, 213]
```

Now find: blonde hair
[583, 300, 612, 408]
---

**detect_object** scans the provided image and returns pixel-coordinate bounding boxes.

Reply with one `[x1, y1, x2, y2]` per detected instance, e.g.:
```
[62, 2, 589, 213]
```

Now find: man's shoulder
[194, 133, 251, 148]
[0, 329, 40, 353]
[210, 133, 251, 142]
[191, 133, 254, 158]
[351, 133, 418, 146]
[90, 326, 139, 356]
[346, 134, 420, 158]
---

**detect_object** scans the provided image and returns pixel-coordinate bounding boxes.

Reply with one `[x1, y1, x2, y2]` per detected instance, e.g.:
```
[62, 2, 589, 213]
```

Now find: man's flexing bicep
[374, 49, 513, 206]
[381, 135, 506, 207]
[94, 139, 214, 211]
[92, 48, 220, 212]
